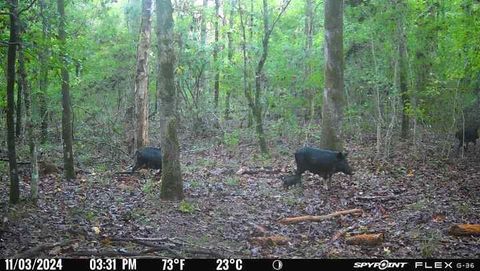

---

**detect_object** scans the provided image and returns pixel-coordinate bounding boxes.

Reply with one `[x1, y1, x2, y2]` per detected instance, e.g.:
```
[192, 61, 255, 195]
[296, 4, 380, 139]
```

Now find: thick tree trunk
[6, 0, 20, 204]
[39, 0, 49, 144]
[157, 0, 184, 201]
[57, 0, 75, 180]
[213, 0, 220, 109]
[320, 0, 344, 151]
[134, 0, 153, 149]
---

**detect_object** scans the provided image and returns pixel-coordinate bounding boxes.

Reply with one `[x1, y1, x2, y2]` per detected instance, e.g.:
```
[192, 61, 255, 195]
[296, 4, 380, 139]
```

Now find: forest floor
[1, 134, 479, 258]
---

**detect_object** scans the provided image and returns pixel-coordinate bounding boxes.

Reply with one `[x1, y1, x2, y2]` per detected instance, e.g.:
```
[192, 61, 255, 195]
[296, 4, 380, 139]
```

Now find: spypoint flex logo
[354, 260, 408, 270]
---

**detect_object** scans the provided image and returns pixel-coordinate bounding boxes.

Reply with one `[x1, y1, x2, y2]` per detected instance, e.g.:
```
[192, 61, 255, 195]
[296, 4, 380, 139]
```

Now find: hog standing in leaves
[281, 174, 302, 189]
[455, 127, 479, 150]
[294, 147, 353, 190]
[132, 147, 162, 172]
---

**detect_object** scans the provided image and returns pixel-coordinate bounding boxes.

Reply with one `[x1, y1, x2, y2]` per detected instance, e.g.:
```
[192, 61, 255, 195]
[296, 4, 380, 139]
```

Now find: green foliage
[223, 130, 240, 148]
[225, 177, 239, 186]
[2, 0, 479, 172]
[419, 230, 441, 258]
[178, 200, 197, 214]
[142, 179, 159, 194]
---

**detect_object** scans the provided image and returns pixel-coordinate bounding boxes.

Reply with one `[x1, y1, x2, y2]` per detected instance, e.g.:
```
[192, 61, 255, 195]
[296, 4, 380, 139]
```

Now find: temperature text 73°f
[161, 259, 185, 271]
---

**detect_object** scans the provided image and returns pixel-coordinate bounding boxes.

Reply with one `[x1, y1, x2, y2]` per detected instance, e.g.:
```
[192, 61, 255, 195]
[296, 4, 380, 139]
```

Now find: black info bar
[1, 258, 478, 271]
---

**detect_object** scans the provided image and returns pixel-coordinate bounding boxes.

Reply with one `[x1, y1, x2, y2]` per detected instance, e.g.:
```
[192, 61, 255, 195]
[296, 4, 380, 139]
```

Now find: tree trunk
[18, 33, 39, 201]
[39, 0, 49, 144]
[134, 0, 153, 149]
[371, 39, 384, 159]
[320, 0, 344, 151]
[57, 0, 75, 180]
[239, 0, 291, 155]
[304, 0, 315, 121]
[224, 0, 235, 119]
[156, 0, 184, 201]
[213, 0, 220, 109]
[395, 0, 409, 139]
[199, 0, 208, 94]
[15, 68, 23, 139]
[6, 0, 20, 204]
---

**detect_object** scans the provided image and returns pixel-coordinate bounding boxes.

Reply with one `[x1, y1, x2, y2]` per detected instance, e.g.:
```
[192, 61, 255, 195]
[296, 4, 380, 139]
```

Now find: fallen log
[448, 224, 480, 236]
[278, 208, 363, 224]
[345, 233, 384, 246]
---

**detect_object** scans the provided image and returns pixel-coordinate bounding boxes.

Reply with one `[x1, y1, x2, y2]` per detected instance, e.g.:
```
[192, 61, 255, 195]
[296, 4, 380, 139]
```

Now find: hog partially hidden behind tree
[132, 147, 162, 173]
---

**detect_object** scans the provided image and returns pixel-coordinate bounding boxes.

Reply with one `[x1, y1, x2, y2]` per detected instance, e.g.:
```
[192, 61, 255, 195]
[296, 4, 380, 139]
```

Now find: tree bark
[199, 0, 208, 94]
[448, 224, 480, 236]
[394, 0, 409, 139]
[213, 0, 220, 109]
[134, 0, 153, 149]
[6, 0, 20, 204]
[15, 65, 23, 139]
[224, 0, 235, 119]
[38, 0, 49, 144]
[57, 0, 75, 180]
[321, 0, 345, 151]
[345, 233, 384, 246]
[156, 0, 184, 200]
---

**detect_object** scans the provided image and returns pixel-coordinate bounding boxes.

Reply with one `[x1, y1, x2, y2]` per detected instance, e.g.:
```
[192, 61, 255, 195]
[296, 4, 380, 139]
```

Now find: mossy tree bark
[156, 0, 184, 200]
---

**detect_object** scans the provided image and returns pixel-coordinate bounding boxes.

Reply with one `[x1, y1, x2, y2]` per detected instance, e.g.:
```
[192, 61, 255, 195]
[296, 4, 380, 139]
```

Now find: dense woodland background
[0, 0, 479, 259]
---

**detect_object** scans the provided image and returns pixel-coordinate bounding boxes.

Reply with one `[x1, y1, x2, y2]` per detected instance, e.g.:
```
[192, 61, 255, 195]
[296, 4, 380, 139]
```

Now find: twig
[279, 209, 363, 224]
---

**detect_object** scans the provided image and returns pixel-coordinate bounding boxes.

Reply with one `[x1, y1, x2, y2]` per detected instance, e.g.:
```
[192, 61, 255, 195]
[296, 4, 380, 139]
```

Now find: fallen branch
[330, 226, 356, 242]
[13, 240, 75, 258]
[354, 195, 397, 201]
[448, 224, 480, 236]
[114, 171, 134, 175]
[278, 208, 363, 224]
[345, 233, 384, 246]
[236, 167, 281, 175]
